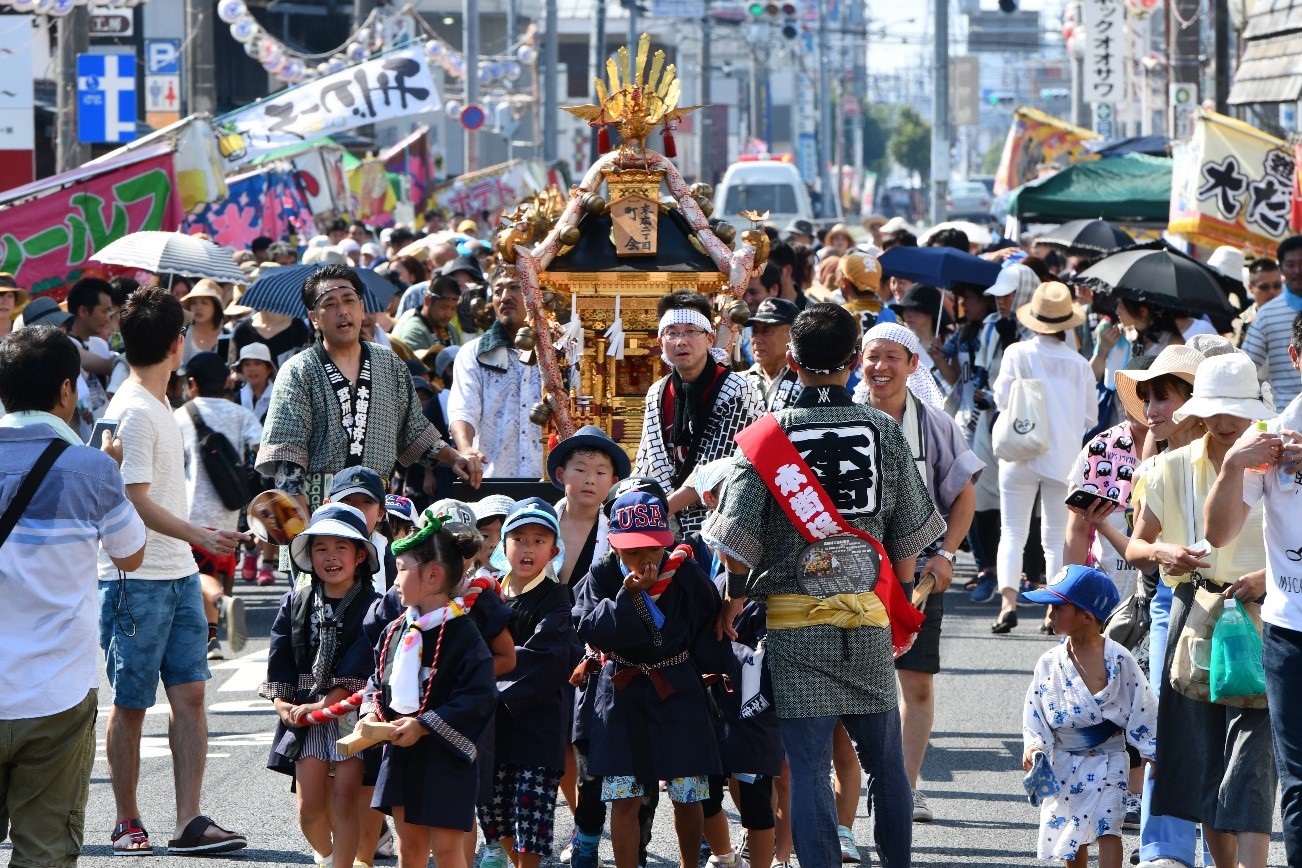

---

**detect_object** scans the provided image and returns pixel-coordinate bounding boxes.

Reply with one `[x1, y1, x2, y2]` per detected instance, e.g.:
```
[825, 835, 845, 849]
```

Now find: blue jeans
[778, 708, 910, 868]
[1264, 622, 1302, 864]
[1139, 581, 1203, 866]
[98, 574, 210, 709]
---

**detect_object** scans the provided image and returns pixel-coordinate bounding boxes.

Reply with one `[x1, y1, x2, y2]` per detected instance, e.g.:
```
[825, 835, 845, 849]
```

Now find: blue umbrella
[238, 265, 392, 317]
[877, 245, 1001, 289]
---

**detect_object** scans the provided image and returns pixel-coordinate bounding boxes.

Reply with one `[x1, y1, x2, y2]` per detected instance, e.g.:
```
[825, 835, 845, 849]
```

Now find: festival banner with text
[0, 152, 182, 298]
[994, 107, 1098, 196]
[1169, 110, 1294, 250]
[429, 159, 548, 217]
[213, 48, 441, 171]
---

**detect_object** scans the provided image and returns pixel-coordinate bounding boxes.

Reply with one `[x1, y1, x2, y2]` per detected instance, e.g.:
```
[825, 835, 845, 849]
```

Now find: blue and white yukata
[1022, 637, 1157, 862]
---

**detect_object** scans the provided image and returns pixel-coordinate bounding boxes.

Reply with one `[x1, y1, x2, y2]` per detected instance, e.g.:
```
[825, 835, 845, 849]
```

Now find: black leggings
[701, 774, 775, 831]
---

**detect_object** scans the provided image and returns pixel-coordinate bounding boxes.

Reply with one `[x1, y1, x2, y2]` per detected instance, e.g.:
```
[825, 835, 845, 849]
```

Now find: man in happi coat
[447, 265, 545, 479]
[702, 304, 945, 868]
[633, 290, 761, 534]
[257, 265, 479, 515]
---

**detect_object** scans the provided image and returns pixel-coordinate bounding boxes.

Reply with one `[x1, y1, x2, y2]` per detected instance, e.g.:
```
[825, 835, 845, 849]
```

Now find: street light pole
[590, 0, 607, 166]
[185, 0, 216, 115]
[817, 0, 835, 218]
[543, 0, 558, 161]
[464, 0, 480, 171]
[699, 3, 712, 184]
[929, 0, 950, 225]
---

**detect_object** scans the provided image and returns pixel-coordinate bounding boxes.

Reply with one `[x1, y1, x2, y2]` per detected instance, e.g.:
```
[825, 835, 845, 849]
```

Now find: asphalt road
[14, 559, 1287, 867]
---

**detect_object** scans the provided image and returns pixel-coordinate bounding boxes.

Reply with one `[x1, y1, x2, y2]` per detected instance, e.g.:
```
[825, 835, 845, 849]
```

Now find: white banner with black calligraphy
[212, 48, 440, 172]
[1081, 0, 1124, 105]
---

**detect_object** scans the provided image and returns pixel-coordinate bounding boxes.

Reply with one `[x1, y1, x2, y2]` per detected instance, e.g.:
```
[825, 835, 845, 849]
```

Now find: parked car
[714, 159, 815, 232]
[946, 180, 994, 220]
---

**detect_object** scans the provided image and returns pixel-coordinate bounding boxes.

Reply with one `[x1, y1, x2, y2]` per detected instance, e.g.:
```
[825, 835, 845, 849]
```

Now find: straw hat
[0, 273, 29, 306]
[1015, 281, 1086, 335]
[837, 252, 881, 292]
[1114, 345, 1205, 424]
[179, 279, 224, 309]
[1172, 353, 1275, 423]
[824, 223, 853, 246]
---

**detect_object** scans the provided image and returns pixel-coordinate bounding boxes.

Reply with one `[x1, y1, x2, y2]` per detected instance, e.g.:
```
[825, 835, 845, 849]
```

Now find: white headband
[658, 308, 714, 336]
[861, 322, 948, 409]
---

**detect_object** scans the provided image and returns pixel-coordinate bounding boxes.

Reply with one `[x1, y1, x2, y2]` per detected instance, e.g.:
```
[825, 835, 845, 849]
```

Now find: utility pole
[1167, 0, 1199, 135]
[849, 0, 866, 192]
[817, 0, 835, 219]
[543, 0, 558, 161]
[699, 3, 712, 184]
[627, 1, 639, 54]
[464, 0, 480, 171]
[56, 7, 89, 173]
[1213, 0, 1230, 113]
[185, 0, 216, 116]
[929, 0, 950, 225]
[589, 0, 607, 165]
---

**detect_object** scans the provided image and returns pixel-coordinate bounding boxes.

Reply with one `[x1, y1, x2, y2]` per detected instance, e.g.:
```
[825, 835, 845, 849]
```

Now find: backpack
[185, 403, 250, 511]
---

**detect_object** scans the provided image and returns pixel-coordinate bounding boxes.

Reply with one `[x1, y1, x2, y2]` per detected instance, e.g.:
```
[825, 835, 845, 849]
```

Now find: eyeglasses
[661, 328, 709, 342]
[1251, 280, 1284, 290]
[178, 326, 188, 337]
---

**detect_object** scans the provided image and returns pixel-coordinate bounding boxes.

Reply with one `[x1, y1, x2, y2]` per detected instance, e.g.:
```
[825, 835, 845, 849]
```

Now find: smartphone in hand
[1064, 488, 1122, 512]
[89, 418, 119, 445]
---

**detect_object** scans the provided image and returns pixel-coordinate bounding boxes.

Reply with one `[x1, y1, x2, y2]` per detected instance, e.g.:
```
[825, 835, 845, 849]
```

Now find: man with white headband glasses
[633, 290, 761, 534]
[855, 321, 983, 825]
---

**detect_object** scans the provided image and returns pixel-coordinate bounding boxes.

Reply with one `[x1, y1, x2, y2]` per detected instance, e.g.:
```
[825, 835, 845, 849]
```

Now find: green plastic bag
[1210, 598, 1267, 702]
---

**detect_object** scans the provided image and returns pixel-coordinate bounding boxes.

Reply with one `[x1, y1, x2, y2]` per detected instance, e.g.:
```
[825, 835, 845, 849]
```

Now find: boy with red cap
[573, 490, 732, 868]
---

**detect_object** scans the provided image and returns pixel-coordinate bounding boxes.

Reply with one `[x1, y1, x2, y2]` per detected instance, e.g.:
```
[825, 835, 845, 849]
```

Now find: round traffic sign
[460, 104, 486, 131]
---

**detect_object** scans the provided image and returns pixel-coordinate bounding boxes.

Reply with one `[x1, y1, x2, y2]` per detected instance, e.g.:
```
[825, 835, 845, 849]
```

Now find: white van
[714, 159, 814, 232]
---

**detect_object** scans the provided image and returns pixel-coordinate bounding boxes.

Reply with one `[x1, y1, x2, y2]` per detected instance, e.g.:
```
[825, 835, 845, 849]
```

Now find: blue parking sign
[145, 39, 181, 75]
[77, 54, 137, 144]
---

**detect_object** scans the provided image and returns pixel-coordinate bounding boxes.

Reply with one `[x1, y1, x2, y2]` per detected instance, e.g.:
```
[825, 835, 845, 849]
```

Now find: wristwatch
[936, 549, 957, 564]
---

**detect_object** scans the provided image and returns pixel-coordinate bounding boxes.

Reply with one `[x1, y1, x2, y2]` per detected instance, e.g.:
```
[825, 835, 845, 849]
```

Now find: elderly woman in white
[990, 281, 1097, 633]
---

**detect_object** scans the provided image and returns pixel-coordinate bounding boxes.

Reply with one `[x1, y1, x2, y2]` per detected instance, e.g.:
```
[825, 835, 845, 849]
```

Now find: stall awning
[1228, 0, 1302, 105]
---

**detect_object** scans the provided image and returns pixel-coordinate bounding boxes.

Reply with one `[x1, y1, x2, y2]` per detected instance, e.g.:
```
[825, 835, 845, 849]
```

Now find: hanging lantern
[230, 16, 258, 43]
[280, 58, 305, 82]
[517, 44, 537, 64]
[345, 41, 368, 62]
[243, 38, 263, 59]
[325, 56, 347, 74]
[444, 99, 463, 119]
[217, 0, 246, 23]
[425, 39, 445, 60]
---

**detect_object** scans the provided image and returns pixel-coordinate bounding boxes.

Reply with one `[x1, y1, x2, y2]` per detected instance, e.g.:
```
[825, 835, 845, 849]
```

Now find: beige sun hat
[1015, 281, 1086, 335]
[1114, 345, 1206, 424]
[1172, 352, 1275, 423]
[179, 278, 225, 307]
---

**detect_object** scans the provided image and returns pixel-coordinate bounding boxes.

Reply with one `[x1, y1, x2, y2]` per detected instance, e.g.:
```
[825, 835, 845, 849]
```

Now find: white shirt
[175, 397, 264, 532]
[446, 335, 544, 479]
[1181, 317, 1218, 341]
[97, 381, 198, 581]
[993, 334, 1097, 480]
[1244, 392, 1302, 631]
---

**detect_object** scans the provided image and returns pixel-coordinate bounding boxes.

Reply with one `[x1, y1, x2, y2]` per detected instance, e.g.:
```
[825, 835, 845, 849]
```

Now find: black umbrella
[239, 265, 388, 317]
[1076, 240, 1238, 319]
[1035, 219, 1136, 255]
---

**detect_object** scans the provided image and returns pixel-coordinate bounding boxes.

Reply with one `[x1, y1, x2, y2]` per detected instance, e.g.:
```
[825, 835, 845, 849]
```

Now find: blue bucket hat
[490, 497, 566, 574]
[546, 425, 632, 491]
[1019, 565, 1121, 623]
[289, 502, 381, 575]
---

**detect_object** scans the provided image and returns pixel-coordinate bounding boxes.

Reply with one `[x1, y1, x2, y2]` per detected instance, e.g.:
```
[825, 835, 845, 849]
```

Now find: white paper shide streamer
[604, 295, 626, 360]
[558, 292, 585, 367]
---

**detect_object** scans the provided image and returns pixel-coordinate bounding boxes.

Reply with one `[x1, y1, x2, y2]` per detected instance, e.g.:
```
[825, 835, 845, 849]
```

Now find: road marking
[216, 649, 269, 694]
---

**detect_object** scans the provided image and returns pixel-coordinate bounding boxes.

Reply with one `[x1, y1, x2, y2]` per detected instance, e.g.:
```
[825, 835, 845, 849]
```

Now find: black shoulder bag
[185, 403, 251, 511]
[0, 439, 71, 547]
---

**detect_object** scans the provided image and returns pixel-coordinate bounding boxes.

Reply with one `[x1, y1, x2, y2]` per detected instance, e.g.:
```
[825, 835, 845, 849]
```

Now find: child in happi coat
[1021, 566, 1157, 868]
[364, 502, 517, 867]
[476, 499, 576, 868]
[260, 503, 382, 868]
[472, 495, 516, 576]
[364, 520, 499, 868]
[574, 490, 734, 868]
[695, 460, 783, 868]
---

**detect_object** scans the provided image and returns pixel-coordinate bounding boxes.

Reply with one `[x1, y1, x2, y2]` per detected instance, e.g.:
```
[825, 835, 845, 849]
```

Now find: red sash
[734, 413, 925, 656]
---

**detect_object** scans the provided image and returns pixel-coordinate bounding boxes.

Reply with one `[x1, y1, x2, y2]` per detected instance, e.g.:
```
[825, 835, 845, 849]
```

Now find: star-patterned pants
[477, 763, 562, 854]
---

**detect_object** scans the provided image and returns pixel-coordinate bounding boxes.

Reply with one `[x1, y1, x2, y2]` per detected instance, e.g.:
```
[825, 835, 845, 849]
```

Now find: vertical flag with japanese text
[1168, 110, 1295, 250]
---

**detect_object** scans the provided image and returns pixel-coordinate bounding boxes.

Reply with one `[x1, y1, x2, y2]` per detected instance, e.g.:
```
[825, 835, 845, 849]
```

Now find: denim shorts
[98, 574, 211, 709]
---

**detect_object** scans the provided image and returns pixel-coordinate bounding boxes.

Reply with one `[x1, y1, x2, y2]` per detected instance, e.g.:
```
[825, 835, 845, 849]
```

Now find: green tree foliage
[890, 106, 932, 182]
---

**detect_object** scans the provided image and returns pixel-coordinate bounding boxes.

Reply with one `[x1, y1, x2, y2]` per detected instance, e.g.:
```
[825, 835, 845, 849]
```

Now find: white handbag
[992, 350, 1050, 462]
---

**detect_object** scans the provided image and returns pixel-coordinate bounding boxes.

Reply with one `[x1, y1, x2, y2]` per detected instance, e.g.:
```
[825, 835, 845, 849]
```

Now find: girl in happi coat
[260, 503, 382, 868]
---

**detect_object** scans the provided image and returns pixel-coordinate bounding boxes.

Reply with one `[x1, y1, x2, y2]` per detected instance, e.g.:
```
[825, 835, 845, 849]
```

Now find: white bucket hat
[1171, 352, 1275, 423]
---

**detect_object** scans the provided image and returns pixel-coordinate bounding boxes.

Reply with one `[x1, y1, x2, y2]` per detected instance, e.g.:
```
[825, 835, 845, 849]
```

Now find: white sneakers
[911, 790, 934, 823]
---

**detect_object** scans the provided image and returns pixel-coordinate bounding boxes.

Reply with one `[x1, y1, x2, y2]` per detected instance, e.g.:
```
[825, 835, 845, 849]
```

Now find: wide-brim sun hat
[180, 279, 225, 309]
[289, 502, 381, 574]
[547, 424, 632, 491]
[1114, 345, 1205, 425]
[1172, 352, 1275, 423]
[1016, 281, 1086, 335]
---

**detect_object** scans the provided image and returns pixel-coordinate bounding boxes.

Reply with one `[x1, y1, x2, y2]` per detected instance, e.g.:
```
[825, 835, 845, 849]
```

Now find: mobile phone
[90, 418, 120, 445]
[1064, 488, 1122, 511]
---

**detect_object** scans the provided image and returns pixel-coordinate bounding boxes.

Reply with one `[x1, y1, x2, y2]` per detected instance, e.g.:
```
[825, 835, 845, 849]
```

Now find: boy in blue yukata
[1022, 566, 1157, 868]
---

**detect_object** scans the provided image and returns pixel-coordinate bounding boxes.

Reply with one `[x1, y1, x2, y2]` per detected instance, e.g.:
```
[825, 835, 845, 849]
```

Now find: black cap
[746, 296, 800, 327]
[603, 475, 669, 519]
[890, 284, 954, 327]
[178, 351, 229, 391]
[784, 218, 815, 238]
[441, 255, 484, 282]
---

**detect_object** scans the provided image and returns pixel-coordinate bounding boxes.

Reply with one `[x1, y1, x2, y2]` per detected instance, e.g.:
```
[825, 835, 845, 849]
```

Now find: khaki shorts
[0, 689, 98, 868]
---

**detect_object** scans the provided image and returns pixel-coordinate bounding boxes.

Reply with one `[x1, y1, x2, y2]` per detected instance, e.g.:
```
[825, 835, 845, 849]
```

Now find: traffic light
[998, 0, 1016, 11]
[780, 0, 799, 39]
